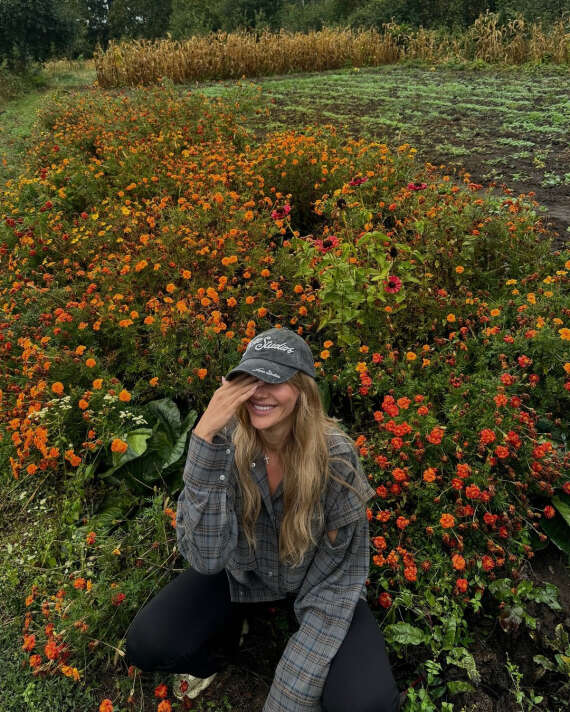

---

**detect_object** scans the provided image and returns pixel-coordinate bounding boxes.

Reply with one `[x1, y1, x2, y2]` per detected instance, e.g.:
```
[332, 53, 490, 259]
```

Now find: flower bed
[1, 83, 569, 710]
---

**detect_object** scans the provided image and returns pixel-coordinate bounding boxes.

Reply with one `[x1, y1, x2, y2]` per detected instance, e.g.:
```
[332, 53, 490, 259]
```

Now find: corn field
[94, 13, 569, 88]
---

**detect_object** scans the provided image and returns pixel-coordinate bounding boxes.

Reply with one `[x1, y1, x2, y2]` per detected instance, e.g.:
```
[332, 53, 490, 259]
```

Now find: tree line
[0, 0, 567, 66]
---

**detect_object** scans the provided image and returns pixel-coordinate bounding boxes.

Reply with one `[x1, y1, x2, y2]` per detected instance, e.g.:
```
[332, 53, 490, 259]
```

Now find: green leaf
[552, 493, 570, 528]
[447, 681, 475, 695]
[125, 427, 153, 456]
[446, 647, 481, 684]
[147, 398, 182, 443]
[443, 615, 457, 650]
[384, 622, 426, 646]
[540, 515, 570, 555]
[533, 654, 556, 672]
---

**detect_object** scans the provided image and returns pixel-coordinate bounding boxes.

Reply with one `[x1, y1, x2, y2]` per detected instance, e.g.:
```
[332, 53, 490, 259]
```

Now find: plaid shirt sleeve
[262, 447, 374, 712]
[175, 429, 238, 574]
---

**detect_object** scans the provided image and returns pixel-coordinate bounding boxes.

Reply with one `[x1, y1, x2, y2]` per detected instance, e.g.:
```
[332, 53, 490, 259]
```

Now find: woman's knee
[324, 685, 400, 712]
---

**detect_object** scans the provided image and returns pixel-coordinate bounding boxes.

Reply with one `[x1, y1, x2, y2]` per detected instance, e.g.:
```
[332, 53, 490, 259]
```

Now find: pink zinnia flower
[271, 204, 291, 220]
[349, 176, 369, 186]
[312, 235, 340, 254]
[407, 182, 427, 191]
[384, 275, 402, 293]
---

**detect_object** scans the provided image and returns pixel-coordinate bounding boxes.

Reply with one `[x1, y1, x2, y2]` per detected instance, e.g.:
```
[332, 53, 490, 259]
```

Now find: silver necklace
[264, 453, 270, 464]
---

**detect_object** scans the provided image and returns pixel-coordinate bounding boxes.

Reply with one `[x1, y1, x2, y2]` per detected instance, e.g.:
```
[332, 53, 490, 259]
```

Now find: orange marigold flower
[51, 382, 64, 395]
[320, 350, 330, 360]
[118, 389, 131, 402]
[85, 358, 96, 368]
[245, 296, 255, 305]
[154, 684, 168, 699]
[197, 368, 208, 380]
[452, 554, 466, 571]
[455, 578, 468, 593]
[111, 438, 128, 454]
[481, 555, 495, 571]
[86, 531, 96, 545]
[404, 566, 417, 582]
[92, 378, 103, 390]
[455, 265, 464, 274]
[396, 516, 410, 530]
[426, 427, 444, 445]
[149, 377, 159, 387]
[29, 653, 42, 668]
[423, 467, 437, 482]
[440, 513, 455, 529]
[446, 313, 456, 323]
[22, 634, 36, 651]
[323, 340, 334, 348]
[26, 463, 38, 475]
[479, 428, 496, 444]
[406, 351, 417, 361]
[99, 700, 114, 712]
[78, 399, 89, 410]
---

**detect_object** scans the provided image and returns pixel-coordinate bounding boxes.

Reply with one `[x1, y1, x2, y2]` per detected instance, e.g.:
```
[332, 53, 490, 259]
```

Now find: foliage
[0, 82, 569, 710]
[0, 0, 74, 67]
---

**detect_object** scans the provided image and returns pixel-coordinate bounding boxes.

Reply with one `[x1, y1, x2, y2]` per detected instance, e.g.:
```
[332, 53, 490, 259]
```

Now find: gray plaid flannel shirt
[176, 424, 375, 712]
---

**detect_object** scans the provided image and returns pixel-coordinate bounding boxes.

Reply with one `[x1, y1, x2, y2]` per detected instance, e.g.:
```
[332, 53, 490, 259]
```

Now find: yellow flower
[406, 351, 417, 361]
[506, 279, 517, 285]
[559, 328, 570, 341]
[446, 313, 456, 322]
[527, 292, 536, 304]
[455, 265, 464, 274]
[490, 308, 501, 317]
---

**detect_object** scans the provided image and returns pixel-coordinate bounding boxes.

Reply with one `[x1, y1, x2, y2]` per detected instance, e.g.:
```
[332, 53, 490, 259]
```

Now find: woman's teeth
[251, 403, 276, 413]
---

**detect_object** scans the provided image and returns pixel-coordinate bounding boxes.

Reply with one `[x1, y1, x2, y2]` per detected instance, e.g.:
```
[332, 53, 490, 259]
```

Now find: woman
[126, 327, 400, 712]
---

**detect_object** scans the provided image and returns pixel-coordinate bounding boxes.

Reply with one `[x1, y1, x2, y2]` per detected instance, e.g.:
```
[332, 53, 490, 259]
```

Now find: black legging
[125, 568, 400, 712]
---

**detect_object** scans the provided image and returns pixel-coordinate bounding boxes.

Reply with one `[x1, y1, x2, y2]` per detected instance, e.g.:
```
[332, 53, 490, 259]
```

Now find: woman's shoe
[172, 672, 217, 700]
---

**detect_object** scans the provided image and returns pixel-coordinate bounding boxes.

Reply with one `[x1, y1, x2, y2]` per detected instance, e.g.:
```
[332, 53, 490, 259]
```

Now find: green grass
[0, 63, 96, 184]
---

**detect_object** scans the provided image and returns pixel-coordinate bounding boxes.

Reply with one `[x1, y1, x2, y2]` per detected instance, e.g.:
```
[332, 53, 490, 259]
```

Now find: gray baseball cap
[226, 328, 316, 384]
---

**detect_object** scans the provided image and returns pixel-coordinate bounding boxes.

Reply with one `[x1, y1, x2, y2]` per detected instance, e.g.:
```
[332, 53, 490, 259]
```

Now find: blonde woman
[126, 328, 400, 711]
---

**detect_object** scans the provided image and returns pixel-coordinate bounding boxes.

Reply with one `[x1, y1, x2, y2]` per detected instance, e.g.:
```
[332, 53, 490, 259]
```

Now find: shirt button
[219, 475, 225, 481]
[225, 448, 231, 454]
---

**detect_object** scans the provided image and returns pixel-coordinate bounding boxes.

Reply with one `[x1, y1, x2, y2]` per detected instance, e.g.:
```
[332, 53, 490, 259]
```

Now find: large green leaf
[147, 398, 182, 443]
[541, 514, 570, 555]
[384, 622, 427, 646]
[552, 493, 570, 528]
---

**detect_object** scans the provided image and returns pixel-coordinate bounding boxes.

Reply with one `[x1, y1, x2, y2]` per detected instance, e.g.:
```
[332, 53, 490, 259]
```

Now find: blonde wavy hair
[232, 371, 359, 567]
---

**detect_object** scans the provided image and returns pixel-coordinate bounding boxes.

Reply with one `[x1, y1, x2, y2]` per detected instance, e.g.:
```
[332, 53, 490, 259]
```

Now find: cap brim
[226, 358, 297, 384]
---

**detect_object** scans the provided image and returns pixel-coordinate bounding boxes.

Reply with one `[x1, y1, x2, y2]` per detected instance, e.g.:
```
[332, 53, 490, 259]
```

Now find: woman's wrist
[192, 425, 215, 443]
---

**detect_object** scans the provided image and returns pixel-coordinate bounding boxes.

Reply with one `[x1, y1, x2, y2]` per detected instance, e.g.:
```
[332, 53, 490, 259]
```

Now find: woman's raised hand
[192, 374, 262, 443]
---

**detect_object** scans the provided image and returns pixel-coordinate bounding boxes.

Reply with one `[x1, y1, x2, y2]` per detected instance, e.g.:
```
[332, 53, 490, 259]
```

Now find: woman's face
[245, 380, 300, 435]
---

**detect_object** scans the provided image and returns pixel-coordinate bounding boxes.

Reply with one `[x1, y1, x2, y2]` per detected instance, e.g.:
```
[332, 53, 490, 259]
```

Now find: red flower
[544, 505, 556, 519]
[312, 235, 339, 253]
[407, 182, 427, 191]
[154, 684, 168, 699]
[271, 204, 291, 220]
[384, 275, 402, 294]
[111, 592, 126, 606]
[455, 578, 468, 593]
[378, 592, 392, 608]
[349, 176, 369, 186]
